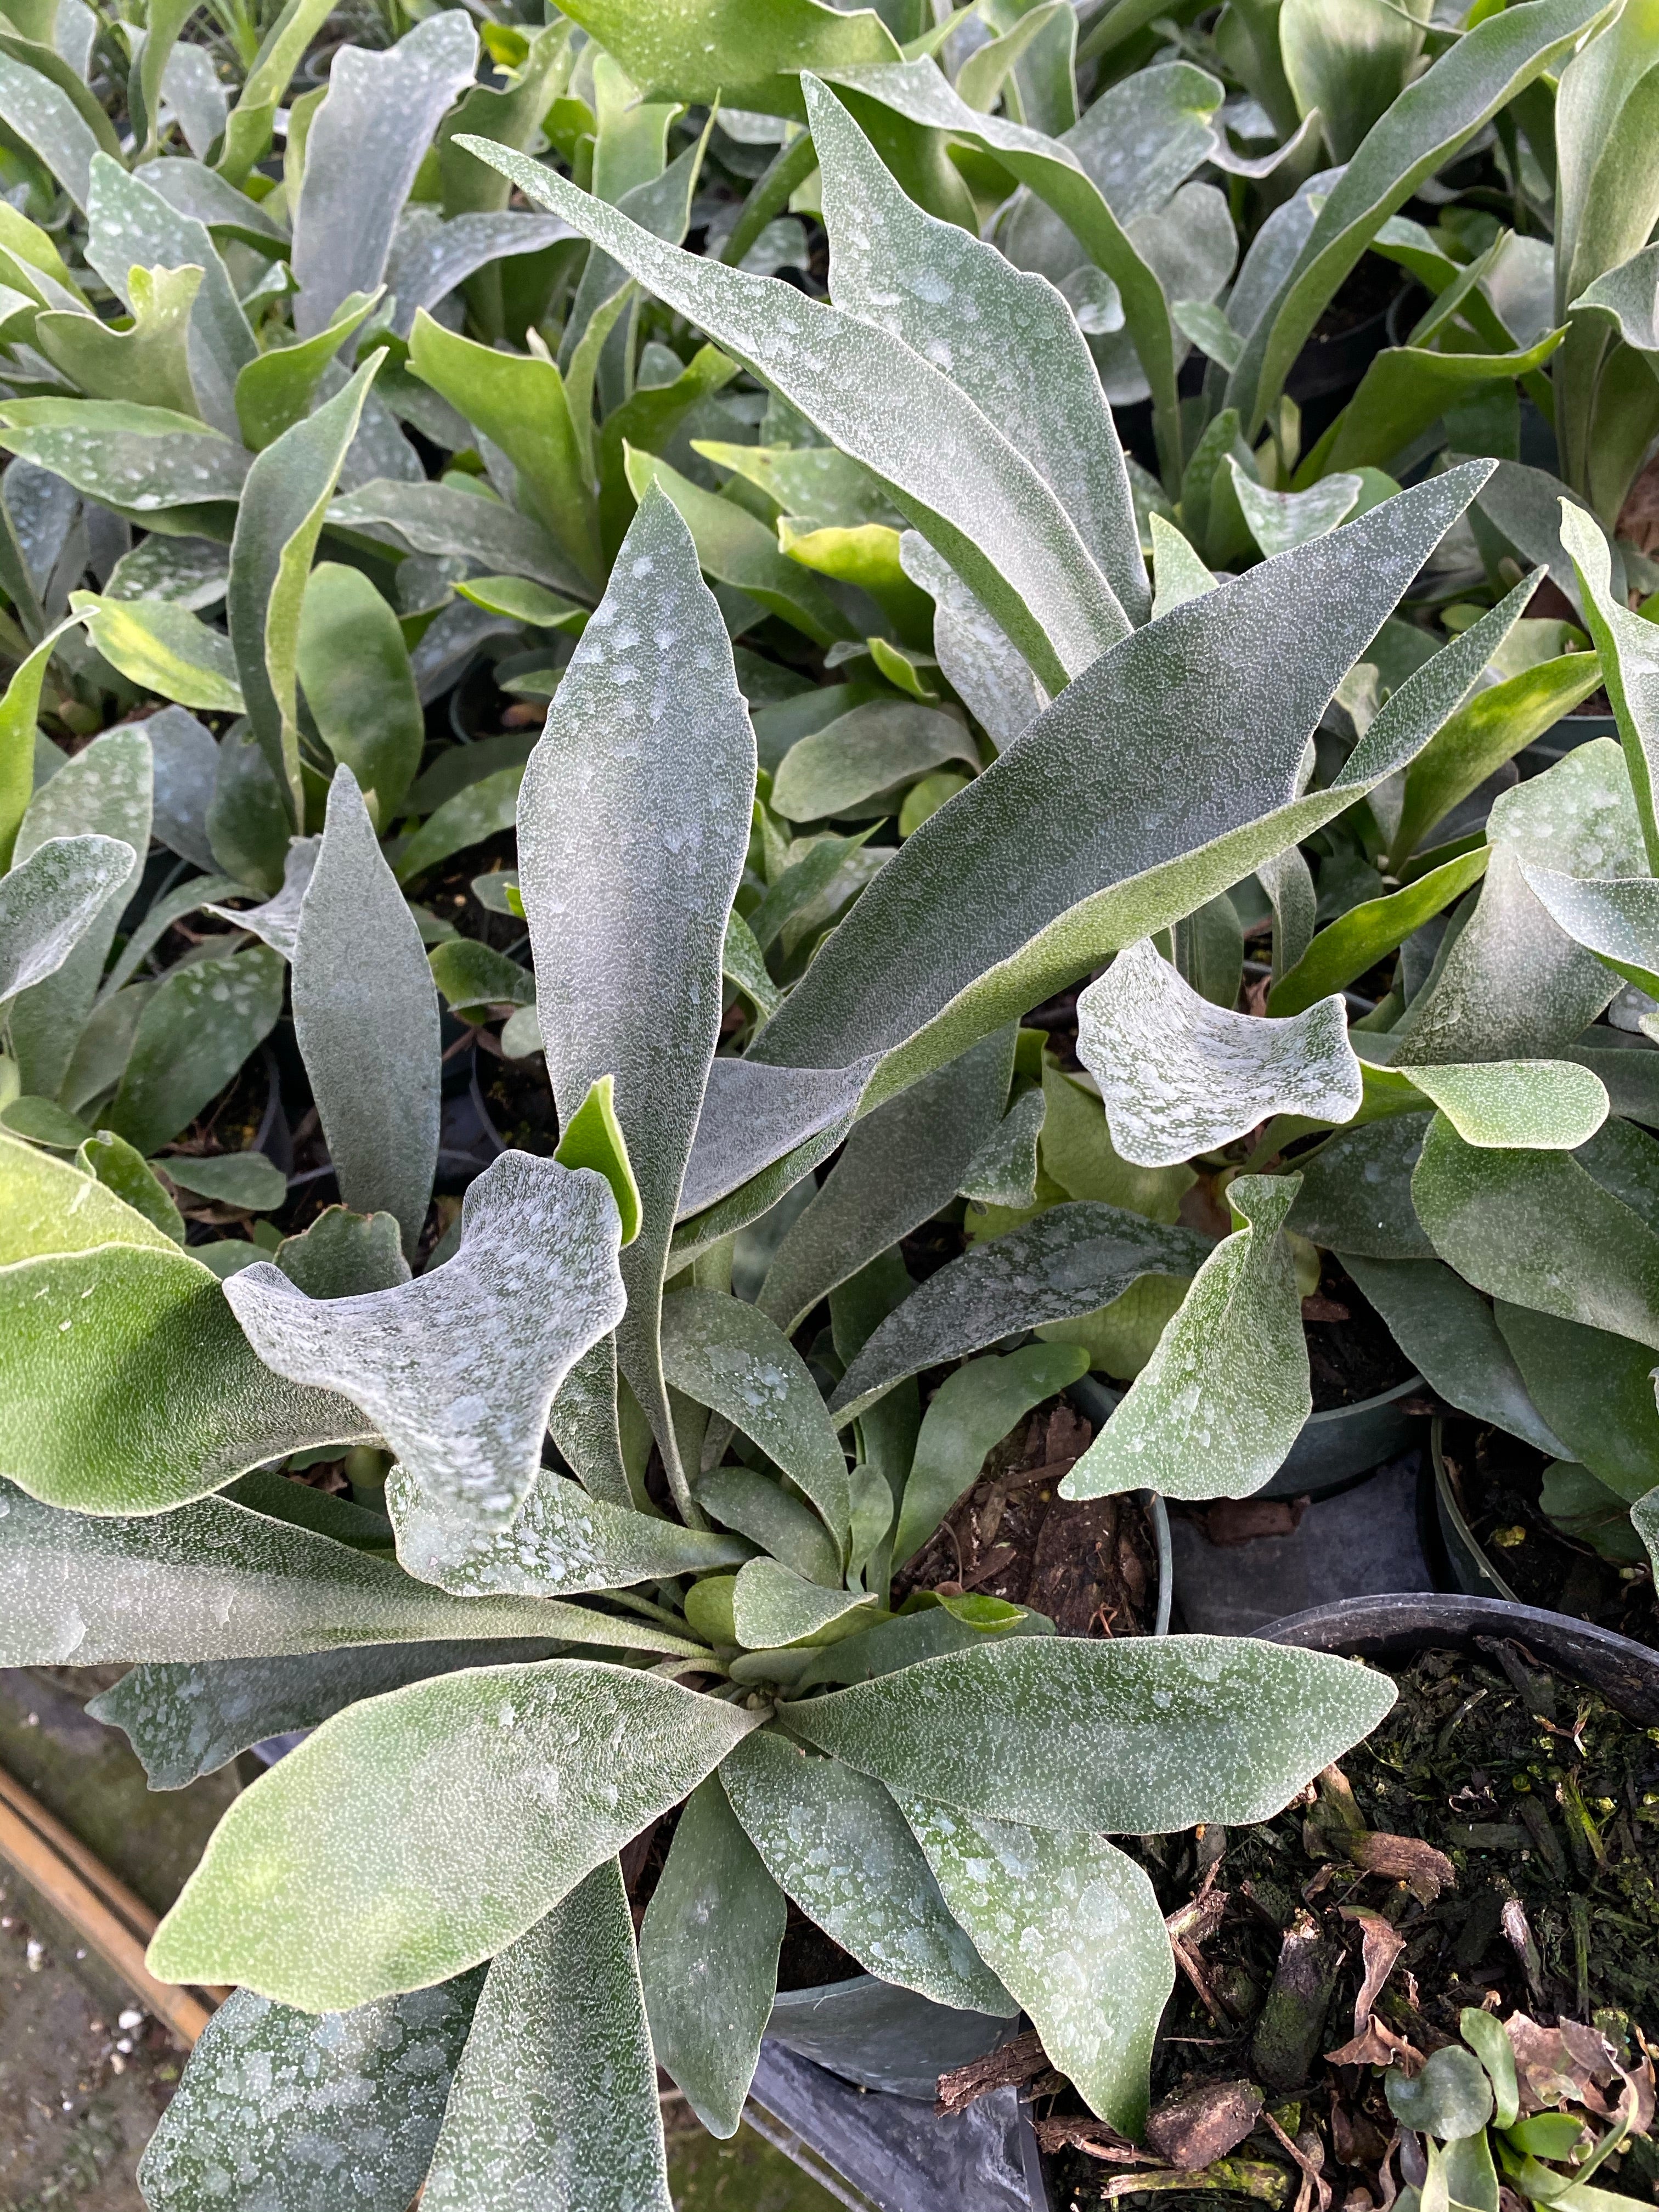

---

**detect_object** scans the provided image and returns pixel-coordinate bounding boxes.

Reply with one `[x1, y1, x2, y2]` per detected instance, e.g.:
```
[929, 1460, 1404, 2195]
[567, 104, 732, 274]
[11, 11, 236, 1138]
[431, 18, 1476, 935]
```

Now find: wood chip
[1147, 2079, 1264, 2170]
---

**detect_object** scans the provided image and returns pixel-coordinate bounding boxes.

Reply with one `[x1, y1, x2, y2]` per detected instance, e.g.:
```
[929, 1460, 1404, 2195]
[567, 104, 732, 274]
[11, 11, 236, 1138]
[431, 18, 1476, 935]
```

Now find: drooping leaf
[719, 1728, 1013, 2016]
[0, 833, 134, 1002]
[785, 1635, 1396, 1832]
[148, 1661, 758, 2009]
[1076, 938, 1361, 1167]
[1062, 1174, 1310, 1503]
[290, 13, 479, 338]
[422, 1860, 673, 2212]
[137, 1973, 486, 2212]
[900, 1797, 1171, 2135]
[516, 489, 754, 1511]
[831, 1204, 1214, 1427]
[893, 1341, 1089, 1569]
[661, 1288, 850, 1548]
[1341, 1256, 1567, 1455]
[226, 1151, 625, 1529]
[0, 397, 247, 513]
[640, 1774, 786, 2141]
[291, 767, 440, 1254]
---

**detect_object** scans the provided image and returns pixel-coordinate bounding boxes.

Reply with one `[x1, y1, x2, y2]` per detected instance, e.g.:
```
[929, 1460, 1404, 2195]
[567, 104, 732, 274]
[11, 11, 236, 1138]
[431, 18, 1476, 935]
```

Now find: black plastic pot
[1260, 1373, 1426, 1501]
[1428, 1419, 1523, 1606]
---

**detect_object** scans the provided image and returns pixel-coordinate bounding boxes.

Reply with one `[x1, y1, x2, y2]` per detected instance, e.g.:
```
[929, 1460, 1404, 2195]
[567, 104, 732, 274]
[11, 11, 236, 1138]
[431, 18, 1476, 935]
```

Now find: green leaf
[960, 1085, 1046, 1209]
[731, 1558, 876, 1649]
[290, 13, 478, 340]
[1633, 1486, 1659, 1579]
[899, 533, 1047, 753]
[1520, 866, 1659, 1000]
[1560, 500, 1659, 872]
[293, 562, 424, 825]
[552, 0, 900, 116]
[1401, 1059, 1609, 1149]
[894, 1342, 1088, 1569]
[76, 1129, 185, 1244]
[204, 836, 315, 959]
[831, 1204, 1214, 1427]
[1341, 1256, 1566, 1454]
[1226, 0, 1613, 434]
[71, 591, 244, 714]
[226, 1151, 625, 1532]
[623, 445, 855, 647]
[1, 1096, 93, 1149]
[0, 398, 247, 514]
[1077, 938, 1361, 1167]
[551, 1073, 640, 1248]
[229, 354, 385, 821]
[36, 262, 203, 418]
[1285, 1114, 1435, 1258]
[1301, 331, 1567, 483]
[453, 574, 588, 630]
[748, 474, 1503, 1096]
[409, 309, 602, 593]
[386, 1461, 751, 1596]
[1388, 2045, 1494, 2141]
[422, 1860, 672, 2212]
[770, 699, 978, 822]
[0, 1124, 173, 1263]
[803, 75, 1146, 627]
[437, 20, 573, 224]
[1491, 1302, 1659, 1500]
[679, 1056, 877, 1222]
[291, 767, 440, 1254]
[0, 47, 100, 208]
[661, 1287, 850, 1548]
[1279, 0, 1432, 165]
[719, 1729, 1013, 2015]
[694, 441, 900, 530]
[1412, 1113, 1659, 1349]
[517, 489, 755, 1513]
[0, 833, 135, 1002]
[1229, 460, 1363, 556]
[429, 938, 535, 1021]
[137, 1973, 485, 2212]
[697, 1465, 843, 1588]
[216, 0, 335, 182]
[900, 1799, 1171, 2134]
[8, 727, 149, 1104]
[1061, 1173, 1309, 1503]
[722, 907, 782, 1022]
[783, 1635, 1397, 1831]
[330, 479, 582, 597]
[159, 1151, 287, 1213]
[640, 1774, 785, 2140]
[0, 620, 77, 871]
[275, 1204, 409, 1299]
[235, 289, 382, 452]
[391, 764, 524, 889]
[1460, 2006, 1521, 2131]
[458, 134, 1130, 694]
[1268, 850, 1491, 1015]
[148, 1661, 757, 2009]
[759, 1028, 1014, 1335]
[1036, 1055, 1192, 1223]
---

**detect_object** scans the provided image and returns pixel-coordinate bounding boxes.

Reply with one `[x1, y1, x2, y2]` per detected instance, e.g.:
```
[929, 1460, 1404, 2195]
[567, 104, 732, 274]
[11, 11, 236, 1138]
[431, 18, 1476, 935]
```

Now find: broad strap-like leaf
[549, 1334, 634, 1511]
[830, 1204, 1214, 1427]
[719, 1729, 1014, 2016]
[899, 533, 1047, 753]
[1231, 460, 1363, 555]
[1398, 1059, 1609, 1150]
[758, 1027, 1014, 1335]
[383, 208, 572, 338]
[893, 1341, 1088, 1569]
[1060, 1174, 1310, 1503]
[660, 1288, 850, 1548]
[805, 74, 1146, 629]
[899, 1796, 1171, 2135]
[423, 1859, 672, 2212]
[1225, 0, 1615, 433]
[1284, 1114, 1436, 1259]
[1342, 1255, 1567, 1456]
[781, 1635, 1397, 1832]
[0, 832, 134, 1001]
[291, 766, 439, 1255]
[1560, 500, 1659, 873]
[106, 940, 285, 1156]
[228, 354, 385, 820]
[0, 397, 249, 512]
[1411, 1113, 1659, 1350]
[1497, 1300, 1659, 1501]
[149, 1661, 757, 2010]
[456, 135, 1130, 694]
[138, 1973, 485, 2212]
[0, 1480, 691, 1666]
[748, 471, 1502, 1097]
[640, 1773, 786, 2141]
[91, 1640, 569, 1788]
[730, 1558, 876, 1651]
[552, 0, 900, 116]
[205, 833, 317, 958]
[226, 1150, 625, 1530]
[290, 12, 478, 338]
[1076, 938, 1361, 1166]
[516, 489, 754, 1514]
[386, 1463, 751, 1597]
[698, 1466, 842, 1589]
[678, 1056, 876, 1220]
[329, 477, 583, 596]
[1268, 849, 1489, 1015]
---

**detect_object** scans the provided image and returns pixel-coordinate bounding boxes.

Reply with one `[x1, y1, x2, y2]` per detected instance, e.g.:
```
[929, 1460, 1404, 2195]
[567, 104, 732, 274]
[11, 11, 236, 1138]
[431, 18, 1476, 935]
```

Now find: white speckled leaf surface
[1077, 938, 1362, 1166]
[516, 489, 754, 1503]
[1229, 460, 1362, 557]
[781, 1635, 1398, 1832]
[900, 1796, 1172, 2134]
[422, 1859, 672, 2212]
[899, 533, 1047, 753]
[730, 1558, 874, 1650]
[805, 75, 1144, 629]
[1560, 501, 1659, 867]
[149, 1661, 758, 2008]
[137, 1973, 485, 2212]
[678, 1055, 877, 1221]
[0, 1480, 689, 1666]
[0, 832, 136, 1000]
[1060, 1173, 1311, 1503]
[830, 1203, 1213, 1427]
[548, 1334, 633, 1511]
[386, 1462, 751, 1596]
[1403, 1059, 1609, 1149]
[660, 1287, 850, 1545]
[719, 1729, 1014, 2017]
[640, 1774, 786, 2140]
[225, 1151, 624, 1530]
[205, 833, 318, 957]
